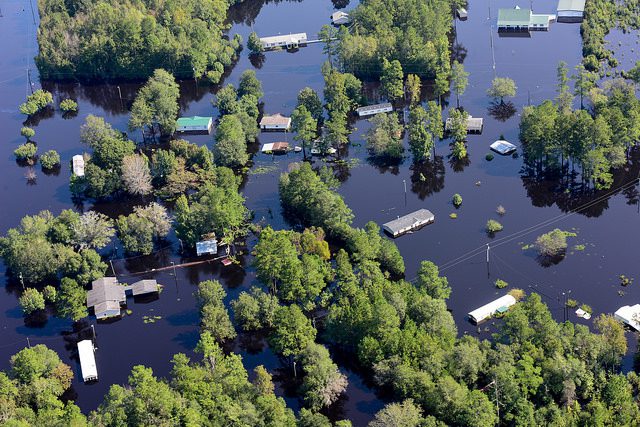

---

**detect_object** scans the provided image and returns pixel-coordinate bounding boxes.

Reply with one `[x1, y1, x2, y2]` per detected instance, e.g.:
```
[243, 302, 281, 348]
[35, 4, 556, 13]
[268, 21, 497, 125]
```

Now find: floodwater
[1, 0, 639, 424]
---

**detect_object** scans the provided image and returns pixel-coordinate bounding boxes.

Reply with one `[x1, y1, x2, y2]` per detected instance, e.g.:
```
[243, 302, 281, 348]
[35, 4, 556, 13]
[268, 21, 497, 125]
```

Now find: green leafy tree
[247, 31, 263, 54]
[214, 84, 239, 115]
[40, 150, 61, 169]
[72, 211, 114, 250]
[20, 127, 35, 141]
[369, 400, 426, 427]
[14, 143, 37, 162]
[487, 77, 517, 103]
[416, 260, 450, 299]
[56, 277, 87, 321]
[300, 343, 348, 410]
[291, 105, 317, 160]
[366, 113, 404, 159]
[19, 288, 46, 314]
[128, 69, 180, 137]
[573, 63, 597, 109]
[381, 58, 404, 102]
[405, 74, 421, 106]
[214, 114, 248, 167]
[451, 60, 469, 108]
[270, 304, 317, 359]
[238, 70, 263, 99]
[448, 108, 468, 143]
[297, 87, 324, 121]
[59, 98, 78, 112]
[196, 280, 236, 343]
[408, 106, 433, 162]
[19, 90, 53, 116]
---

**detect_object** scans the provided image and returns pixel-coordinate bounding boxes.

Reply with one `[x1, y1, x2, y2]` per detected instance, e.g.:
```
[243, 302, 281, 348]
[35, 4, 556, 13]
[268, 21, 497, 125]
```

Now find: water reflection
[227, 0, 304, 26]
[488, 100, 517, 122]
[409, 156, 445, 199]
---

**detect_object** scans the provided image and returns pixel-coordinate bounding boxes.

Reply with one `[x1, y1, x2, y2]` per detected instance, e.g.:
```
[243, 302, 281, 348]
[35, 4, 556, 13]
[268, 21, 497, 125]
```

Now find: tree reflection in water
[488, 100, 517, 122]
[409, 156, 445, 199]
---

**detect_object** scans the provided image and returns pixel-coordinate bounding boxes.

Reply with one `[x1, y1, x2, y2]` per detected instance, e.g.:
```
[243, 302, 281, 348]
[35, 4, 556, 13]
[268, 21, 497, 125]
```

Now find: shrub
[580, 304, 592, 314]
[535, 229, 576, 257]
[449, 213, 458, 219]
[43, 285, 58, 303]
[59, 98, 78, 112]
[20, 127, 35, 140]
[452, 193, 462, 207]
[14, 143, 37, 161]
[452, 141, 467, 159]
[485, 153, 494, 161]
[40, 150, 61, 169]
[19, 288, 45, 314]
[486, 219, 503, 233]
[19, 89, 53, 116]
[496, 205, 506, 215]
[508, 288, 525, 301]
[495, 279, 508, 289]
[566, 298, 578, 308]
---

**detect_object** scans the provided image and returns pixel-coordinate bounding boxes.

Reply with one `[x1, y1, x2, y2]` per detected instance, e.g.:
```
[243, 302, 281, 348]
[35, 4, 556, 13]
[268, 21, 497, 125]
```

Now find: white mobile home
[260, 33, 308, 50]
[468, 294, 517, 324]
[382, 209, 435, 237]
[614, 304, 640, 331]
[72, 155, 85, 177]
[77, 340, 98, 382]
[356, 103, 393, 117]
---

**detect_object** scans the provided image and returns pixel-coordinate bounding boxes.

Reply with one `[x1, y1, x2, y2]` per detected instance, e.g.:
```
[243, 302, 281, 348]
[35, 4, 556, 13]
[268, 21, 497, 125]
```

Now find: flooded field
[1, 0, 639, 424]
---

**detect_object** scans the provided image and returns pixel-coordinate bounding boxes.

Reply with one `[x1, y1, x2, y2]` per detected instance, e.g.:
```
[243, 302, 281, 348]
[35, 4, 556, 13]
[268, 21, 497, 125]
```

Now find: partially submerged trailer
[382, 209, 435, 237]
[468, 294, 517, 324]
[614, 304, 640, 331]
[77, 340, 98, 382]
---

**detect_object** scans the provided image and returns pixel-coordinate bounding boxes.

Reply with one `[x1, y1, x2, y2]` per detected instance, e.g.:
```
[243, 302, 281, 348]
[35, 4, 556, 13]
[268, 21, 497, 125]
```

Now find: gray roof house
[129, 279, 160, 296]
[383, 209, 435, 237]
[87, 277, 126, 319]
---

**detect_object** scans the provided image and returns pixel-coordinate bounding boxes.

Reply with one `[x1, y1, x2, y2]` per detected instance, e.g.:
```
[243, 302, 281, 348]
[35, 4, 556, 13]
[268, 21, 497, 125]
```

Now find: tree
[56, 277, 87, 321]
[434, 66, 450, 105]
[214, 115, 248, 167]
[381, 58, 404, 102]
[408, 106, 433, 162]
[405, 74, 421, 106]
[366, 113, 404, 159]
[128, 69, 180, 137]
[447, 108, 468, 143]
[573, 63, 597, 109]
[116, 214, 155, 255]
[487, 77, 517, 103]
[318, 25, 338, 65]
[300, 343, 348, 410]
[72, 211, 115, 250]
[369, 400, 426, 427]
[19, 90, 53, 116]
[19, 288, 45, 314]
[416, 261, 450, 299]
[556, 61, 574, 114]
[232, 287, 278, 331]
[535, 229, 574, 257]
[269, 304, 317, 359]
[122, 154, 153, 196]
[254, 227, 302, 295]
[135, 203, 171, 237]
[486, 219, 503, 233]
[451, 60, 469, 108]
[40, 150, 61, 169]
[291, 105, 317, 160]
[247, 31, 263, 54]
[214, 84, 239, 115]
[297, 87, 324, 121]
[20, 127, 35, 141]
[14, 143, 38, 162]
[59, 98, 78, 112]
[238, 70, 263, 99]
[196, 280, 236, 343]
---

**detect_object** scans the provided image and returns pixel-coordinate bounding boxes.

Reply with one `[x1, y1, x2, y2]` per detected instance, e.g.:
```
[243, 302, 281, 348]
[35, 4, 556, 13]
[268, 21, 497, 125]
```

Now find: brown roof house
[260, 113, 291, 131]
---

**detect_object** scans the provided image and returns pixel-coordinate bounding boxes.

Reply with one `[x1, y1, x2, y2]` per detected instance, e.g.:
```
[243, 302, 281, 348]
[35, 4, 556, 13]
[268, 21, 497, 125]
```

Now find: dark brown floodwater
[1, 0, 639, 424]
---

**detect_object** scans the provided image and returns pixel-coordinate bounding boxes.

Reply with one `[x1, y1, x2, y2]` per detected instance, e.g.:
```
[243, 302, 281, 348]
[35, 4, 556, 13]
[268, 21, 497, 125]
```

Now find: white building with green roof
[176, 116, 213, 132]
[497, 6, 555, 32]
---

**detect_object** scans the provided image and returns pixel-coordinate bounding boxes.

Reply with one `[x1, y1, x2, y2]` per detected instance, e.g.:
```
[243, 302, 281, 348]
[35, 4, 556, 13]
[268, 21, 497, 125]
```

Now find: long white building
[77, 340, 98, 382]
[468, 294, 517, 324]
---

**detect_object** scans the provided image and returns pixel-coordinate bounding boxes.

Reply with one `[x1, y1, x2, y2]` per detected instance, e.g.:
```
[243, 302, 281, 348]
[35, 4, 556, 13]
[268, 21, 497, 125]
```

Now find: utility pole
[26, 337, 31, 348]
[19, 272, 24, 290]
[91, 324, 96, 339]
[109, 259, 116, 277]
[27, 69, 34, 94]
[486, 244, 490, 277]
[171, 261, 178, 291]
[116, 86, 123, 109]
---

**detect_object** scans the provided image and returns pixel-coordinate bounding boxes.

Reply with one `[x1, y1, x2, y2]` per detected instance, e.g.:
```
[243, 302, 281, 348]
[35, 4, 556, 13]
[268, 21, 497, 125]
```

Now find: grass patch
[573, 244, 586, 251]
[250, 164, 280, 175]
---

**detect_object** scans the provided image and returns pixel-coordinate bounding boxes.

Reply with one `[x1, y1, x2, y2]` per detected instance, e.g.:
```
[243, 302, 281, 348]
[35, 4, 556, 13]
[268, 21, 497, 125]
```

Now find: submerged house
[497, 7, 555, 32]
[260, 113, 292, 131]
[77, 340, 98, 383]
[445, 115, 484, 133]
[196, 239, 218, 256]
[331, 11, 350, 25]
[557, 0, 585, 22]
[261, 142, 290, 153]
[382, 209, 435, 237]
[176, 116, 213, 132]
[260, 33, 308, 50]
[614, 304, 640, 331]
[356, 103, 393, 117]
[72, 155, 85, 177]
[468, 294, 517, 324]
[86, 277, 126, 320]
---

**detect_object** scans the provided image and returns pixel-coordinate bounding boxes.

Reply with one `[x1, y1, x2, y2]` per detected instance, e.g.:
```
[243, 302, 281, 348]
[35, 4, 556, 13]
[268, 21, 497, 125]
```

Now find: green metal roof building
[176, 116, 213, 132]
[497, 7, 531, 30]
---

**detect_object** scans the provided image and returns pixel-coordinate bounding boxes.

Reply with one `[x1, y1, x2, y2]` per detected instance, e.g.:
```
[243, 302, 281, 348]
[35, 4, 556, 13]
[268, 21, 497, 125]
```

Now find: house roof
[77, 340, 97, 381]
[94, 301, 121, 317]
[87, 277, 125, 308]
[356, 103, 393, 113]
[130, 279, 159, 296]
[176, 116, 212, 127]
[530, 14, 552, 25]
[260, 113, 291, 126]
[497, 7, 531, 26]
[557, 0, 585, 11]
[196, 239, 218, 256]
[383, 209, 435, 235]
[261, 142, 289, 152]
[332, 11, 349, 20]
[260, 33, 307, 44]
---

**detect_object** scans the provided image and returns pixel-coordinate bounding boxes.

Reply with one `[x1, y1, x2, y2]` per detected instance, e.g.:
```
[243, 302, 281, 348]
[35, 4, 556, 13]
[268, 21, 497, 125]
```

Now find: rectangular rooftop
[382, 209, 435, 237]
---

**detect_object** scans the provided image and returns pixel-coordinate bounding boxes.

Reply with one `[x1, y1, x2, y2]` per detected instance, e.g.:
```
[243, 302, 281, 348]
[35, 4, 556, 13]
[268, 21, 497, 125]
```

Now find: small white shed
[77, 340, 98, 382]
[72, 155, 85, 177]
[356, 103, 393, 117]
[468, 294, 517, 324]
[490, 140, 517, 155]
[331, 11, 351, 25]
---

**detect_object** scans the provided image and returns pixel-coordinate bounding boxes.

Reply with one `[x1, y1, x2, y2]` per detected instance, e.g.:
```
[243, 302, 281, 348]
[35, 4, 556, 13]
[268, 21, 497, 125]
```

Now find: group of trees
[322, 65, 363, 150]
[520, 62, 639, 190]
[116, 203, 172, 255]
[337, 0, 452, 80]
[128, 69, 180, 138]
[0, 210, 111, 320]
[36, 0, 244, 81]
[212, 70, 262, 167]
